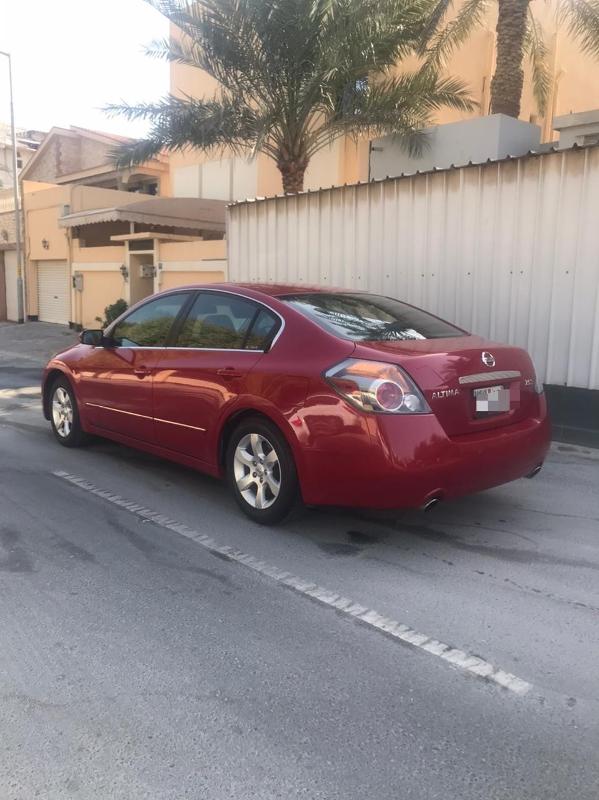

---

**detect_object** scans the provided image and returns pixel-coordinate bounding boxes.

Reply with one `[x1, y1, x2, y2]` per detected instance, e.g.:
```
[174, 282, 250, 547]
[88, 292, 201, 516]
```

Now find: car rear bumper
[298, 404, 551, 509]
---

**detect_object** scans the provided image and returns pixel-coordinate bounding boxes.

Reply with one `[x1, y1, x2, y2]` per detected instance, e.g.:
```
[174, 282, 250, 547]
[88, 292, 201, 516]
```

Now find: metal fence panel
[228, 147, 599, 389]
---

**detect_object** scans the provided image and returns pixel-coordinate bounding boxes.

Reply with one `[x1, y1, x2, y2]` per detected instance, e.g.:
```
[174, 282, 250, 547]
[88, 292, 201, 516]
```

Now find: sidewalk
[0, 321, 77, 368]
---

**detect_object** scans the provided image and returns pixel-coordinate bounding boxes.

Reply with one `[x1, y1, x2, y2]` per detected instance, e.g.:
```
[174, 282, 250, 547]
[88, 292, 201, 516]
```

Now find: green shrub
[96, 298, 128, 329]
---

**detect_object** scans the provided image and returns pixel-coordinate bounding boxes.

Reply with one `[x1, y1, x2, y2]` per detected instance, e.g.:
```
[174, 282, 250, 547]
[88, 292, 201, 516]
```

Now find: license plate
[473, 385, 510, 414]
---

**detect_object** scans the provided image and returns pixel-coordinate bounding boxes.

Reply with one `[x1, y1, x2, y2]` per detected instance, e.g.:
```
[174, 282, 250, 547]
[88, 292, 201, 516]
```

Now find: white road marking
[0, 386, 41, 399]
[53, 470, 533, 697]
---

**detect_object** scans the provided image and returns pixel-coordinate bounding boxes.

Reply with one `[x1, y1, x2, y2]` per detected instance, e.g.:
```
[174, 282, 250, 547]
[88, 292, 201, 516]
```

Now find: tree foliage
[423, 0, 599, 117]
[95, 298, 128, 329]
[107, 0, 473, 193]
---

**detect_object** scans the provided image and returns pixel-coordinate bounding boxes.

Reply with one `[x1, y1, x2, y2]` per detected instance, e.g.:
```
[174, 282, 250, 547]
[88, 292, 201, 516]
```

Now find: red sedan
[43, 284, 550, 524]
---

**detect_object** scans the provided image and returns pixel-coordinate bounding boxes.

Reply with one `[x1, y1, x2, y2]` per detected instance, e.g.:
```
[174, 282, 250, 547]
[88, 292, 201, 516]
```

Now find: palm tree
[107, 0, 473, 194]
[424, 0, 599, 119]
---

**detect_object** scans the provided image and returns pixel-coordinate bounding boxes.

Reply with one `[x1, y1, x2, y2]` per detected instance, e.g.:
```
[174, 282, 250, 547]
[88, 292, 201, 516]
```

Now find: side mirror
[79, 329, 105, 346]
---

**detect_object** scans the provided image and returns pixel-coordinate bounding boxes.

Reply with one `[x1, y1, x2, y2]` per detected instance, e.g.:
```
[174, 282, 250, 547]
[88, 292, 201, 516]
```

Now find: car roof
[165, 282, 362, 299]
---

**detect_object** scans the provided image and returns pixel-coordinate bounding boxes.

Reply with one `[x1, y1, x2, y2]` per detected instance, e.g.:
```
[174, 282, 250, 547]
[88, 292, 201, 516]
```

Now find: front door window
[111, 293, 191, 347]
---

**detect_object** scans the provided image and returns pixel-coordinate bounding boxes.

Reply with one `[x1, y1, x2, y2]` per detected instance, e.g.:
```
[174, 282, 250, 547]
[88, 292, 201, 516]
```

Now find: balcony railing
[0, 195, 16, 213]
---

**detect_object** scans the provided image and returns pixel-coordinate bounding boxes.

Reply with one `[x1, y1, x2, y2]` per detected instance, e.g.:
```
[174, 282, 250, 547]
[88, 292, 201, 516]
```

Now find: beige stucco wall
[160, 270, 225, 291]
[71, 243, 124, 264]
[73, 270, 126, 329]
[69, 185, 142, 213]
[158, 239, 226, 261]
[23, 183, 71, 317]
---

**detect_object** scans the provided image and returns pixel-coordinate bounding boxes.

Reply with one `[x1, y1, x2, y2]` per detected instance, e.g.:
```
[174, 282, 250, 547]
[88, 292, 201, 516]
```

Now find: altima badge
[482, 351, 496, 367]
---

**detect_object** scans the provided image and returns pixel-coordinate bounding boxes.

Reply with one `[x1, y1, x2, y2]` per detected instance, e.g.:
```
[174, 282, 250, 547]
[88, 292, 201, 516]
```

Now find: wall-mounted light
[41, 238, 49, 249]
[119, 264, 129, 280]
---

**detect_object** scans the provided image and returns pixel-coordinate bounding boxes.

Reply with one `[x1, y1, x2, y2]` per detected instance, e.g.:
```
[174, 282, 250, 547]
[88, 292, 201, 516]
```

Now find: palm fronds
[557, 0, 599, 58]
[524, 11, 552, 115]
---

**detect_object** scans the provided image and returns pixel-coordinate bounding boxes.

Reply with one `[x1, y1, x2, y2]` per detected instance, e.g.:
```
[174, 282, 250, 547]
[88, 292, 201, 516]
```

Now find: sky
[0, 0, 170, 138]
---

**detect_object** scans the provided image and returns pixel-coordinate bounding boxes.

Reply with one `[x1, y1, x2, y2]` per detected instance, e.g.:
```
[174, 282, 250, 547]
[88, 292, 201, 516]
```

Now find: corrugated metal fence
[228, 145, 599, 390]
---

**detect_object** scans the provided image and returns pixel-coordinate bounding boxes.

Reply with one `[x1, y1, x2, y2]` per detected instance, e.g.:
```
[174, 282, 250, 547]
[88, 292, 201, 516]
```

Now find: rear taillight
[325, 359, 430, 414]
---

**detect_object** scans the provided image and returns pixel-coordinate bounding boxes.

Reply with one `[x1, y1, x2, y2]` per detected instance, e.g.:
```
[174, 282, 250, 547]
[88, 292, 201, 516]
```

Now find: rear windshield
[280, 293, 466, 341]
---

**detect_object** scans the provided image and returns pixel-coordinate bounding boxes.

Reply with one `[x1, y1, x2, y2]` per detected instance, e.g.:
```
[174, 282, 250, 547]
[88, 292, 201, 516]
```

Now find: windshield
[280, 293, 467, 341]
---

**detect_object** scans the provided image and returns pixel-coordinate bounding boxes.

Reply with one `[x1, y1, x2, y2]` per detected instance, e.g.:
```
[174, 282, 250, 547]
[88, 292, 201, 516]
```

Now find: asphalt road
[1, 354, 598, 799]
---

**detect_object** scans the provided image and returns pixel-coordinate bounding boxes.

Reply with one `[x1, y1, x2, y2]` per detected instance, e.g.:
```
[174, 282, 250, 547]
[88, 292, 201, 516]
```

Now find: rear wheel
[226, 417, 299, 524]
[50, 377, 88, 448]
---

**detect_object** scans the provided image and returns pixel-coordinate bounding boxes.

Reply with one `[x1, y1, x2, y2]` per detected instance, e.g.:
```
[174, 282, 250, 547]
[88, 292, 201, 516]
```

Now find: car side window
[111, 293, 190, 348]
[244, 308, 280, 350]
[175, 293, 273, 350]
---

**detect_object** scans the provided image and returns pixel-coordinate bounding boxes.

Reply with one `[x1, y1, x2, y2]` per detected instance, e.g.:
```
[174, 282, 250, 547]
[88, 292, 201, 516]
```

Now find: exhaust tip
[421, 496, 442, 512]
[526, 463, 543, 479]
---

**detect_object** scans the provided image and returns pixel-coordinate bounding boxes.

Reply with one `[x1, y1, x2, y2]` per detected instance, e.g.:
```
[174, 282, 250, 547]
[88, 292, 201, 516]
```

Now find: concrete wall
[72, 270, 125, 329]
[0, 209, 21, 246]
[229, 144, 599, 391]
[370, 116, 543, 179]
[0, 253, 6, 320]
[157, 239, 227, 296]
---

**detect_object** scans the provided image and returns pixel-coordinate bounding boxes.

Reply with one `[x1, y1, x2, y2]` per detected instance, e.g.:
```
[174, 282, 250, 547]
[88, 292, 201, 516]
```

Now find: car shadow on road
[69, 437, 599, 579]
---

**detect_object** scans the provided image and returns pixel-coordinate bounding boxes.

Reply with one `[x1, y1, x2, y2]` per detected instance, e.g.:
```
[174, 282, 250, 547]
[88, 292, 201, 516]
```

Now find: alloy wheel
[233, 433, 281, 510]
[52, 387, 74, 439]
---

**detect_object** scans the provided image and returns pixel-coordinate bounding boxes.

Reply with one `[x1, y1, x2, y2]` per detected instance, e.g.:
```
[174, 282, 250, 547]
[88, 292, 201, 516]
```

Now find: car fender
[42, 361, 82, 422]
[213, 392, 310, 482]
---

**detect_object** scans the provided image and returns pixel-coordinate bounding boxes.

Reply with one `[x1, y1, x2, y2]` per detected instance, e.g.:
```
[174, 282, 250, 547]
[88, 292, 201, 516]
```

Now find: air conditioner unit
[139, 264, 156, 279]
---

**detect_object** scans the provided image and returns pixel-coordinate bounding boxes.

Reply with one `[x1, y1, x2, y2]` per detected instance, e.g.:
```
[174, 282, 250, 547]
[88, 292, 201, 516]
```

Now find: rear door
[153, 291, 280, 465]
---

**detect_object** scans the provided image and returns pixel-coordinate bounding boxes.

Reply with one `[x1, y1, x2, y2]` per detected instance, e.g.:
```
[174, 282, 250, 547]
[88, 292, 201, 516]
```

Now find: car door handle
[133, 366, 152, 377]
[217, 367, 243, 379]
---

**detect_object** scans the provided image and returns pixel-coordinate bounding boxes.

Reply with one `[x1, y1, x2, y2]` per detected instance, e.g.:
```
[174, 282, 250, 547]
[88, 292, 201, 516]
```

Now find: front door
[153, 291, 281, 465]
[78, 292, 191, 441]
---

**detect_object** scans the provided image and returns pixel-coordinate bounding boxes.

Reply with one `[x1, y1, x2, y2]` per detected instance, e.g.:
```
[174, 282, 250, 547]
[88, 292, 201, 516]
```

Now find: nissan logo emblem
[482, 351, 496, 368]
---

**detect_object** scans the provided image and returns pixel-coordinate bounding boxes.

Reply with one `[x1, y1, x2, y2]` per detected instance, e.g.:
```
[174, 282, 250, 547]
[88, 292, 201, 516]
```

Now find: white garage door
[37, 260, 70, 324]
[4, 250, 19, 321]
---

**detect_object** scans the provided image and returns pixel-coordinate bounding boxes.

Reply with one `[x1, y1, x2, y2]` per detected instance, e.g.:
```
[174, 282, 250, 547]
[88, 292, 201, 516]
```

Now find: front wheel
[226, 417, 299, 525]
[50, 377, 88, 448]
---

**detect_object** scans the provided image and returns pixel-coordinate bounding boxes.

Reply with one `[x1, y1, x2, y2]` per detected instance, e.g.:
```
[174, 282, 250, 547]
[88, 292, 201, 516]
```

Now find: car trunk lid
[353, 336, 539, 437]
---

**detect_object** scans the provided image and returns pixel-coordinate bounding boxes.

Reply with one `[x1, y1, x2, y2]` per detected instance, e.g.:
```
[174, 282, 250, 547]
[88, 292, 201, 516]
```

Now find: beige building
[21, 182, 226, 328]
[2, 127, 170, 323]
[20, 126, 170, 195]
[167, 2, 599, 200]
[3, 127, 224, 326]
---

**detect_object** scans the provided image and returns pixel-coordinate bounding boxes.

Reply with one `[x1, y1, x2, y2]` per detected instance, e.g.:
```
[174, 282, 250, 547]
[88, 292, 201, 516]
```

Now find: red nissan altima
[43, 284, 550, 524]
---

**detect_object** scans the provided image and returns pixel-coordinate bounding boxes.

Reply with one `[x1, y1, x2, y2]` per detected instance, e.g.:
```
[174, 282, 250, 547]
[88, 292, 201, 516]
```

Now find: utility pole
[0, 50, 25, 323]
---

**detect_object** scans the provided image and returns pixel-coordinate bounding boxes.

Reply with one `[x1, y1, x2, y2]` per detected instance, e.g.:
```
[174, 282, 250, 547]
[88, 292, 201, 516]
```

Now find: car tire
[226, 416, 299, 525]
[49, 376, 88, 448]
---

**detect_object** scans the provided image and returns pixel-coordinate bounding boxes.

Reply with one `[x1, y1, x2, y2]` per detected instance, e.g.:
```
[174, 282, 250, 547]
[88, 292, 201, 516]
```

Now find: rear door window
[280, 293, 466, 341]
[174, 292, 279, 350]
[244, 308, 280, 350]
